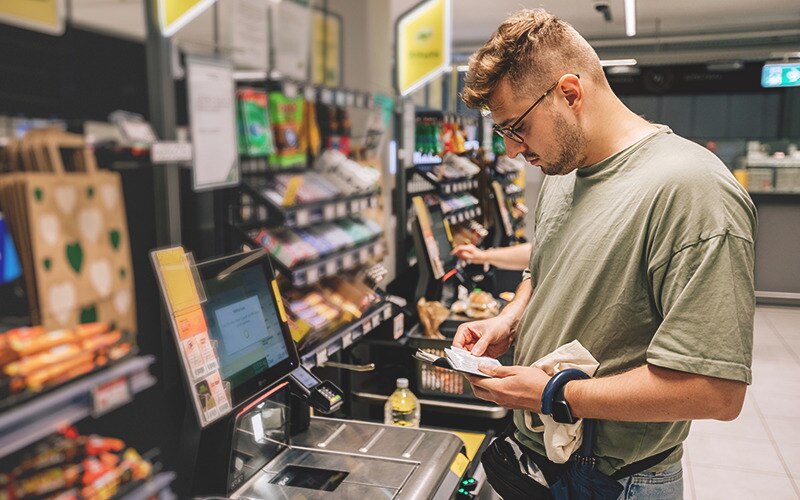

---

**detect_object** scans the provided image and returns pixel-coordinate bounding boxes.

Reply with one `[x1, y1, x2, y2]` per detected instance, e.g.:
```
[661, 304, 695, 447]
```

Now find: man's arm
[471, 363, 746, 422]
[452, 243, 532, 271]
[565, 364, 746, 422]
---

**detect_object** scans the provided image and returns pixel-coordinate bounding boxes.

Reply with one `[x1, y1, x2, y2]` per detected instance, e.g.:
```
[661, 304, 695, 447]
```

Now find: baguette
[4, 344, 82, 377]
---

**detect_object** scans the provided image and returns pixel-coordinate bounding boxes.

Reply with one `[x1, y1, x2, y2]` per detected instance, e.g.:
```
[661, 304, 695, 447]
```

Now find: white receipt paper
[414, 346, 501, 378]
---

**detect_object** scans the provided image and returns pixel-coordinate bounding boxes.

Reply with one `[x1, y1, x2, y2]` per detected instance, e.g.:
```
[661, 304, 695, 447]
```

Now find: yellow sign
[312, 10, 341, 86]
[449, 453, 469, 477]
[157, 0, 217, 37]
[396, 0, 451, 96]
[0, 0, 64, 35]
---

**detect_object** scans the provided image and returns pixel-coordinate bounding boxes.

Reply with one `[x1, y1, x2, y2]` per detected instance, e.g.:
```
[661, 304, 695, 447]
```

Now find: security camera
[594, 2, 612, 22]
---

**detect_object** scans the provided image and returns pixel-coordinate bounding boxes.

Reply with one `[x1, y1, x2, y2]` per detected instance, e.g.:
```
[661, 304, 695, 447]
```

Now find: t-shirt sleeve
[647, 232, 754, 384]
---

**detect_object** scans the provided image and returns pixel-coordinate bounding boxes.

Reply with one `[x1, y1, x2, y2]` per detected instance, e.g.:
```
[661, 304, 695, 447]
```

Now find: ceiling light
[624, 0, 636, 37]
[600, 59, 637, 67]
[606, 66, 641, 75]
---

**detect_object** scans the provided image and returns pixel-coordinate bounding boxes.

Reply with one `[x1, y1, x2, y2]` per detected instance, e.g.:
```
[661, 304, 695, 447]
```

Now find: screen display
[291, 366, 319, 390]
[202, 265, 289, 391]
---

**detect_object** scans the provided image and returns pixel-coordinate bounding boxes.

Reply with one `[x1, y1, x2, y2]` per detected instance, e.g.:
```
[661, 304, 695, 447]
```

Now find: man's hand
[467, 365, 551, 412]
[452, 244, 488, 265]
[453, 315, 515, 358]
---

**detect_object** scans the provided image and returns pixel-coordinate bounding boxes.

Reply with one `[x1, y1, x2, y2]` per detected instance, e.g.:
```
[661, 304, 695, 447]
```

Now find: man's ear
[559, 74, 582, 110]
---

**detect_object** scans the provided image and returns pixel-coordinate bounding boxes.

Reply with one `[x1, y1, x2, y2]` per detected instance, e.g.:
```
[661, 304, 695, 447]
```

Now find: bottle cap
[397, 378, 409, 389]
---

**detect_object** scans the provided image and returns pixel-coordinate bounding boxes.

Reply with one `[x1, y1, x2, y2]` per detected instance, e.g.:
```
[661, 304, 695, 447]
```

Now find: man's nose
[504, 137, 527, 159]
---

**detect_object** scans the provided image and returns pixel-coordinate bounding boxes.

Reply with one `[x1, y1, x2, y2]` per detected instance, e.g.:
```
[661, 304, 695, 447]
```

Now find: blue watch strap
[541, 368, 590, 415]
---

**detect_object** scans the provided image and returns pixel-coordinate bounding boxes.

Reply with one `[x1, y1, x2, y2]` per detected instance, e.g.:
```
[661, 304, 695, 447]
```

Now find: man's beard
[538, 112, 586, 176]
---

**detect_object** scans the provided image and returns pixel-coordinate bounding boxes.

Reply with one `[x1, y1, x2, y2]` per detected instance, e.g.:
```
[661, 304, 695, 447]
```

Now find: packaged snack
[269, 93, 306, 168]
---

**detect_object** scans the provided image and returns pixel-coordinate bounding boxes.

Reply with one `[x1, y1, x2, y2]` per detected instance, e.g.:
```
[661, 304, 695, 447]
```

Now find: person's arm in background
[453, 278, 533, 358]
[452, 243, 532, 271]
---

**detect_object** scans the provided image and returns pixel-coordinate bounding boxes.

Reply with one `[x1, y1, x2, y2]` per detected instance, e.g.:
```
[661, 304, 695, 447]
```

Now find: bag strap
[610, 445, 678, 480]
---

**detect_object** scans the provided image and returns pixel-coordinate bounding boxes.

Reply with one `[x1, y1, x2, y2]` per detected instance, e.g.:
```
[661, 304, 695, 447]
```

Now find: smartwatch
[541, 368, 590, 425]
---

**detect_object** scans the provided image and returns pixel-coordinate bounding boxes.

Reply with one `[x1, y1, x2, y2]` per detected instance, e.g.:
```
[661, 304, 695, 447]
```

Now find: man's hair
[461, 9, 606, 110]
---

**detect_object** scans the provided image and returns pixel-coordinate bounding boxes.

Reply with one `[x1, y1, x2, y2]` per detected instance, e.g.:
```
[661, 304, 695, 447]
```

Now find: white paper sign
[186, 57, 240, 191]
[272, 1, 312, 81]
[231, 0, 269, 71]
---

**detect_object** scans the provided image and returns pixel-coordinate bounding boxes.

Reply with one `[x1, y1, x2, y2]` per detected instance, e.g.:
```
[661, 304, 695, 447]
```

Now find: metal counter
[233, 417, 467, 499]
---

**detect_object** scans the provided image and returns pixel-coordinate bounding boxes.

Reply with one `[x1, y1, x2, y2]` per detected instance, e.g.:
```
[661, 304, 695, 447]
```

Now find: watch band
[541, 368, 590, 424]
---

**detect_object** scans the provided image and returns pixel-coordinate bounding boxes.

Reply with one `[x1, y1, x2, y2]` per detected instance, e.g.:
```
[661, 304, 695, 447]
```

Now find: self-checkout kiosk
[151, 247, 476, 498]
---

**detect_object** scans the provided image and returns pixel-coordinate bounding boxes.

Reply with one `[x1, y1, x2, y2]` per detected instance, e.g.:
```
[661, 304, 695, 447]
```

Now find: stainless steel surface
[233, 417, 467, 500]
[320, 361, 376, 372]
[352, 391, 509, 419]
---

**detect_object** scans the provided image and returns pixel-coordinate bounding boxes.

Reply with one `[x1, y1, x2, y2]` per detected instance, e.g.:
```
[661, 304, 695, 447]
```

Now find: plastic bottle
[384, 378, 421, 427]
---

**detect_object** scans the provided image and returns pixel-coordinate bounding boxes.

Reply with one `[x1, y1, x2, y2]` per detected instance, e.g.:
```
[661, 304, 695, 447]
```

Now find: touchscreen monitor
[197, 251, 299, 408]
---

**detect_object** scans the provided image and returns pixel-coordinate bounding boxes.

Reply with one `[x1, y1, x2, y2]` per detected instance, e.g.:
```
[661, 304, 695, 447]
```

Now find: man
[454, 9, 756, 499]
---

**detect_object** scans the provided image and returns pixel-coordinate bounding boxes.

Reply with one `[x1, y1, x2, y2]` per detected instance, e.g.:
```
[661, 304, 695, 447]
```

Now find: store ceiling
[69, 0, 800, 65]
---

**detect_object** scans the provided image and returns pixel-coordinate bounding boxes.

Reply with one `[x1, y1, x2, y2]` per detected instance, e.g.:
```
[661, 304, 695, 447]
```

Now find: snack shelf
[0, 355, 156, 458]
[240, 228, 386, 288]
[236, 180, 380, 230]
[120, 471, 177, 500]
[445, 205, 482, 225]
[300, 301, 394, 369]
[413, 166, 478, 195]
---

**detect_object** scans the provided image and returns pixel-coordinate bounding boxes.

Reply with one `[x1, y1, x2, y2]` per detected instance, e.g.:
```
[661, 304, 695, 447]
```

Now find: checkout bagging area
[150, 246, 497, 499]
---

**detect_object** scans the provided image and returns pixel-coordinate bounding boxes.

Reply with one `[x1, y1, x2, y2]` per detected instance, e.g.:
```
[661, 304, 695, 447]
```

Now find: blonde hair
[461, 9, 606, 110]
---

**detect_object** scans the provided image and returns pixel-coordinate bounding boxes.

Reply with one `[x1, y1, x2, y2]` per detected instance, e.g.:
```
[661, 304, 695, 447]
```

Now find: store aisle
[682, 305, 800, 499]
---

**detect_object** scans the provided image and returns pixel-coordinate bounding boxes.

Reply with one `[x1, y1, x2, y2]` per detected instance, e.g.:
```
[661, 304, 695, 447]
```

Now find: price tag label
[343, 253, 354, 268]
[360, 199, 369, 211]
[304, 85, 317, 102]
[383, 307, 392, 321]
[296, 209, 310, 227]
[351, 325, 363, 339]
[393, 314, 404, 340]
[316, 349, 329, 366]
[92, 376, 132, 417]
[307, 267, 319, 284]
[294, 273, 307, 287]
[362, 318, 373, 334]
[336, 202, 347, 217]
[359, 247, 369, 262]
[151, 141, 193, 164]
[323, 204, 336, 220]
[342, 331, 353, 348]
[325, 260, 338, 275]
[372, 316, 381, 330]
[336, 91, 346, 107]
[370, 196, 378, 208]
[321, 88, 334, 104]
[350, 200, 360, 212]
[284, 82, 299, 98]
[346, 92, 356, 107]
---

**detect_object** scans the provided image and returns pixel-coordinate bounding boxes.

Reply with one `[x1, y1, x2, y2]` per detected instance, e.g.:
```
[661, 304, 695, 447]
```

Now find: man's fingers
[471, 335, 489, 356]
[478, 364, 517, 378]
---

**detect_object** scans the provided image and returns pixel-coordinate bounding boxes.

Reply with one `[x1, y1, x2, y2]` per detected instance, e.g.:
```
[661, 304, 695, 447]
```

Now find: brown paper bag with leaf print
[0, 131, 137, 335]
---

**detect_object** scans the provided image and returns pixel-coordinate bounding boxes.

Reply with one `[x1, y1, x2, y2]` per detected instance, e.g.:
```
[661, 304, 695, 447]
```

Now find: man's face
[488, 77, 586, 176]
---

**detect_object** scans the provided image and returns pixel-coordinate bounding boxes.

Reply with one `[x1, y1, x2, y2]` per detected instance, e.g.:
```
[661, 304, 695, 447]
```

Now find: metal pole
[144, 0, 182, 245]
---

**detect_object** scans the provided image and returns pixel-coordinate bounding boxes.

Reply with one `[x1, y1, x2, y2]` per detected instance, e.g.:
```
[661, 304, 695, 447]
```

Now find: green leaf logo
[66, 242, 83, 273]
[80, 305, 97, 323]
[34, 188, 43, 202]
[87, 186, 95, 199]
[109, 229, 121, 250]
[43, 258, 52, 271]
[119, 267, 127, 279]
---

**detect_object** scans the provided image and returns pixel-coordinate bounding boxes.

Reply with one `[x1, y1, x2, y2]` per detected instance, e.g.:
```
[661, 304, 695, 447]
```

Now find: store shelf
[121, 471, 177, 500]
[445, 205, 482, 225]
[413, 166, 478, 195]
[0, 356, 156, 459]
[237, 180, 380, 230]
[263, 238, 386, 288]
[300, 301, 394, 369]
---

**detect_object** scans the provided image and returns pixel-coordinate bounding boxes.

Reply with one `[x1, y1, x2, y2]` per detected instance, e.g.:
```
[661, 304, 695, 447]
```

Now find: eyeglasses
[488, 74, 580, 144]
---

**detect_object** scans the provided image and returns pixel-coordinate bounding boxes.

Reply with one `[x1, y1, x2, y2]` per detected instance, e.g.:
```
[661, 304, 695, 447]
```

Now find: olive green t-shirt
[513, 126, 757, 476]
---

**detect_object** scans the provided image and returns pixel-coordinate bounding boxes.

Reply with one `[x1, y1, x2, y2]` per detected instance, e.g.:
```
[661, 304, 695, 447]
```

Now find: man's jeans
[617, 462, 683, 500]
